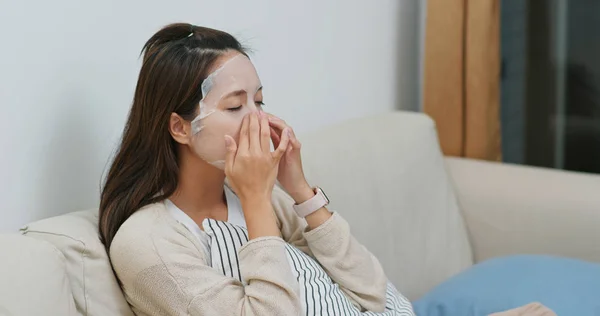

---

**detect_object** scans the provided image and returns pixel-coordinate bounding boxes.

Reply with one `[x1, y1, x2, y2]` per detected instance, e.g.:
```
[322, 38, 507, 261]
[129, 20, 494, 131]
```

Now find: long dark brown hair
[99, 23, 247, 253]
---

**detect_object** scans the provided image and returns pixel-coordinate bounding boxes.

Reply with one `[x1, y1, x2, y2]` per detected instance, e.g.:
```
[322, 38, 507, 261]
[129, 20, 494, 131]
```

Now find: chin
[209, 160, 226, 170]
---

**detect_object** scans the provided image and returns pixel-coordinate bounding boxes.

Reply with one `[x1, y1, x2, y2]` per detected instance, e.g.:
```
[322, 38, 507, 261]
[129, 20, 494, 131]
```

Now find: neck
[170, 150, 226, 215]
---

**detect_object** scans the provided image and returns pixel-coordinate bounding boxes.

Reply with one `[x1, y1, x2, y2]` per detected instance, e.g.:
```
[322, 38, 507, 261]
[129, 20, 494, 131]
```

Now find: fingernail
[286, 129, 292, 136]
[224, 136, 231, 146]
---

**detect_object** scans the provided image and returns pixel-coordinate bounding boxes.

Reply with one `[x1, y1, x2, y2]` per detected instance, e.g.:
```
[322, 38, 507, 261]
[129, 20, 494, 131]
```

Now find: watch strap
[292, 187, 329, 217]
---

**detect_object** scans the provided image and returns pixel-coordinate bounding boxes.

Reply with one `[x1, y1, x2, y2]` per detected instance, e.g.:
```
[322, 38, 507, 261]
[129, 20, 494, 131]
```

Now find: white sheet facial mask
[189, 54, 263, 169]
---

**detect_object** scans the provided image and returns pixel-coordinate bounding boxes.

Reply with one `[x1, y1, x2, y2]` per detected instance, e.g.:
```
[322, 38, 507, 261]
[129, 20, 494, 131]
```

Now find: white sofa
[2, 111, 600, 315]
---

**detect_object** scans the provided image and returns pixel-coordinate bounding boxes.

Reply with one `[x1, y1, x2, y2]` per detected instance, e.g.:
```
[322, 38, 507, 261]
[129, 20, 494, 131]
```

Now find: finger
[265, 112, 277, 122]
[266, 114, 294, 150]
[268, 116, 288, 133]
[238, 113, 250, 151]
[270, 126, 281, 149]
[259, 111, 271, 153]
[269, 118, 299, 149]
[289, 129, 301, 149]
[272, 128, 291, 161]
[224, 135, 237, 174]
[266, 113, 285, 124]
[249, 112, 260, 152]
[268, 121, 283, 146]
[268, 117, 298, 146]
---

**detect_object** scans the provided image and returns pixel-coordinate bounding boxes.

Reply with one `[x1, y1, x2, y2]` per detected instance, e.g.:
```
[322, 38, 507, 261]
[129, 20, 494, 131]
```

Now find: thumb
[224, 135, 237, 173]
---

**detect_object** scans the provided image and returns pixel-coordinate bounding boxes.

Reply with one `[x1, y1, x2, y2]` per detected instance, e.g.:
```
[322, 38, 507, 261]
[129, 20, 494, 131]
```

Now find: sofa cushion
[413, 255, 600, 316]
[0, 234, 78, 316]
[299, 111, 473, 300]
[20, 209, 134, 316]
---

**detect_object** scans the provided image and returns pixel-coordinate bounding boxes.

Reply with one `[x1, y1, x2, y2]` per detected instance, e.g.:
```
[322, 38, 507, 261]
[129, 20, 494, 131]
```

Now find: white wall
[0, 0, 421, 232]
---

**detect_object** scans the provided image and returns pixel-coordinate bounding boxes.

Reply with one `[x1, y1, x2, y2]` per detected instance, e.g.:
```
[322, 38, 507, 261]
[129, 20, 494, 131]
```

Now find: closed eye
[227, 105, 243, 112]
[227, 102, 264, 112]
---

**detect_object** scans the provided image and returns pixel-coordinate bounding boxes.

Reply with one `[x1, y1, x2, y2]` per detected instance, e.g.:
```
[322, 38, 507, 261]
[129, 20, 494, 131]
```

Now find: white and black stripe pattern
[203, 218, 249, 284]
[203, 218, 415, 315]
[284, 244, 414, 316]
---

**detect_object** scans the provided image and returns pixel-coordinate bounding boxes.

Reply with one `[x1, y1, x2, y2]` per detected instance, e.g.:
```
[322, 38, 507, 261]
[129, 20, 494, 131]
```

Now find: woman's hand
[225, 112, 290, 240]
[267, 114, 314, 204]
[224, 112, 290, 203]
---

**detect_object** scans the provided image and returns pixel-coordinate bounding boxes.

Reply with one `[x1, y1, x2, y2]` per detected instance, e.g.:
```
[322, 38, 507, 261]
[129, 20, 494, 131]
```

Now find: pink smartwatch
[292, 187, 330, 218]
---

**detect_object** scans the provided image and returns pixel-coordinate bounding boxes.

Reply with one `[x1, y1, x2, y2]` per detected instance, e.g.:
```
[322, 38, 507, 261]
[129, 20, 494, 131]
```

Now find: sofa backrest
[0, 234, 78, 315]
[299, 111, 474, 299]
[21, 209, 134, 316]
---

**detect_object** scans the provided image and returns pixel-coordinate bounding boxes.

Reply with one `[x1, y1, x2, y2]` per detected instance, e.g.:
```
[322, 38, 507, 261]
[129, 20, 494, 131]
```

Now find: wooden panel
[423, 0, 466, 157]
[464, 0, 502, 161]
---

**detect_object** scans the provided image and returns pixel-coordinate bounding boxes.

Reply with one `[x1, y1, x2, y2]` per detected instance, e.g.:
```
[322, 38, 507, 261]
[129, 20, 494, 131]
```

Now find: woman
[100, 23, 390, 315]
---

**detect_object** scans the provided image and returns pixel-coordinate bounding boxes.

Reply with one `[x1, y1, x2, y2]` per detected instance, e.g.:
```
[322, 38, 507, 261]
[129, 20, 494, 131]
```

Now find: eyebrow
[223, 89, 246, 99]
[222, 86, 263, 99]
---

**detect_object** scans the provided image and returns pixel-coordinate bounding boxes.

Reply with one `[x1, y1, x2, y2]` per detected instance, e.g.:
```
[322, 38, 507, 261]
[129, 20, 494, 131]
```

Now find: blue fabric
[413, 255, 600, 316]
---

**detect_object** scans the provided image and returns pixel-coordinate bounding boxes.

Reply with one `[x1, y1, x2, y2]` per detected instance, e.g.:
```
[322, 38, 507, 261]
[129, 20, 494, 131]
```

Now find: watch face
[318, 187, 330, 204]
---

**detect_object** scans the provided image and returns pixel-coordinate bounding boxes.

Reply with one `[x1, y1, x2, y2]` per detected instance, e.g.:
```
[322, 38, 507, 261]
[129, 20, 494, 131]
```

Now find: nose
[247, 102, 262, 114]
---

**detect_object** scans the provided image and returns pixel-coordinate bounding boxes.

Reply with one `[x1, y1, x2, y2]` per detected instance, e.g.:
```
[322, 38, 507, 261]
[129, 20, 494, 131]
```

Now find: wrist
[289, 184, 314, 204]
[240, 194, 271, 210]
[238, 186, 271, 204]
[241, 199, 280, 239]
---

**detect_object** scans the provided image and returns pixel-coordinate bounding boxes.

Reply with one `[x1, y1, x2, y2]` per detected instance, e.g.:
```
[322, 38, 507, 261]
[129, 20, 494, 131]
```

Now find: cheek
[201, 110, 249, 144]
[211, 113, 245, 143]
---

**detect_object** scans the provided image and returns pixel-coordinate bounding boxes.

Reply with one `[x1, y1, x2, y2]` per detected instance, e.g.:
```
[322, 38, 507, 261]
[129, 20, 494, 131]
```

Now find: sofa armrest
[445, 157, 600, 264]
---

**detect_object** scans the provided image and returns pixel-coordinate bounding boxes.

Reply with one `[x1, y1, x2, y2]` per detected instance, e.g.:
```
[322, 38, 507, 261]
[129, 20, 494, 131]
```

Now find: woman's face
[189, 53, 264, 169]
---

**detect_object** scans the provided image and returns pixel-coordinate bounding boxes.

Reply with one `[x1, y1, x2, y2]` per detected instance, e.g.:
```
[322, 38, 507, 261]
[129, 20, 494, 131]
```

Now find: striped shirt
[165, 185, 246, 262]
